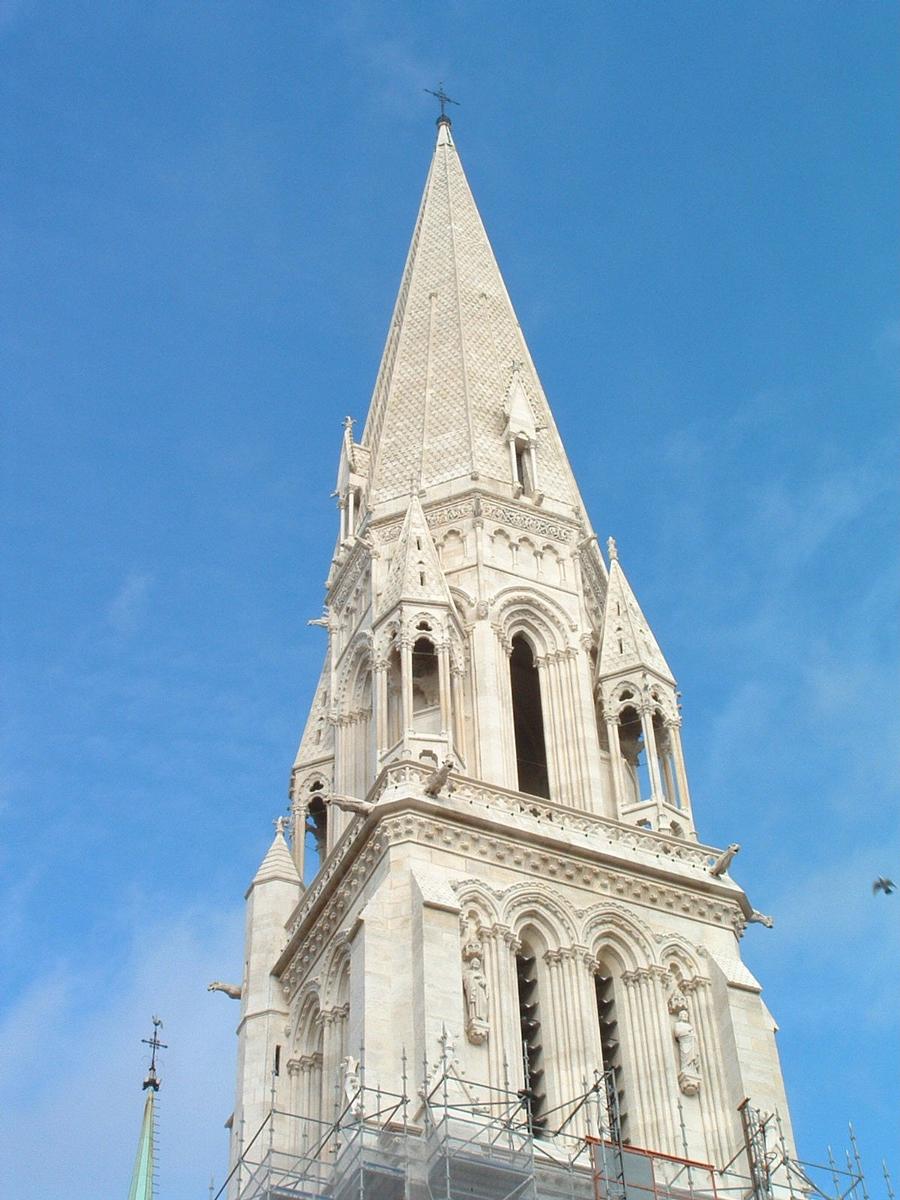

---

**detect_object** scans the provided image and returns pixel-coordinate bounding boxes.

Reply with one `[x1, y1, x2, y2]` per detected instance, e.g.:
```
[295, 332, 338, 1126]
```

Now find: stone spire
[378, 492, 455, 616]
[598, 542, 674, 684]
[361, 121, 586, 512]
[250, 818, 301, 889]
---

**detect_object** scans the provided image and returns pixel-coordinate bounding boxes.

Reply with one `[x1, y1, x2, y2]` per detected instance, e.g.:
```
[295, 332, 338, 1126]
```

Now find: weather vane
[141, 1014, 168, 1091]
[424, 83, 460, 121]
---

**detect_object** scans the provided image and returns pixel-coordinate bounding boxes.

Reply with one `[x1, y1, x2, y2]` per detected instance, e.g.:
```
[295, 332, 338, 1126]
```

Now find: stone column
[606, 718, 625, 812]
[537, 655, 565, 802]
[542, 950, 571, 1116]
[437, 641, 451, 737]
[338, 498, 346, 543]
[668, 718, 694, 822]
[554, 652, 581, 804]
[527, 443, 539, 492]
[296, 1056, 315, 1150]
[494, 634, 518, 789]
[571, 648, 606, 813]
[573, 952, 604, 1136]
[320, 1009, 342, 1127]
[290, 797, 307, 880]
[619, 971, 652, 1137]
[640, 705, 665, 801]
[451, 664, 466, 763]
[286, 1057, 304, 1153]
[495, 925, 524, 1093]
[347, 489, 355, 538]
[507, 438, 518, 485]
[400, 638, 413, 739]
[374, 658, 388, 753]
[646, 968, 680, 1151]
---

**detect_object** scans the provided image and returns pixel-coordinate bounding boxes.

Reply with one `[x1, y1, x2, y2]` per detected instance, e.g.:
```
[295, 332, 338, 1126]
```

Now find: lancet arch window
[411, 636, 440, 733]
[509, 633, 550, 799]
[305, 780, 328, 875]
[616, 701, 650, 804]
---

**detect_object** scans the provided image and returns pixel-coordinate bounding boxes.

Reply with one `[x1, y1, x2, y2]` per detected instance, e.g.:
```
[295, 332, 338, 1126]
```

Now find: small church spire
[127, 1018, 166, 1200]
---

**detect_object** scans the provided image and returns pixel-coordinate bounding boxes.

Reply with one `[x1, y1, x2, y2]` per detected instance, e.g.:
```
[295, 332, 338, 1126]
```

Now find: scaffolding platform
[220, 1064, 881, 1200]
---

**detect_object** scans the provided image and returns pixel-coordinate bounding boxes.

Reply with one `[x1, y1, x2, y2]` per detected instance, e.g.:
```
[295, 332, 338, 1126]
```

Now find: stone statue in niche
[462, 955, 489, 1044]
[461, 912, 490, 1044]
[340, 1055, 363, 1116]
[668, 988, 701, 1096]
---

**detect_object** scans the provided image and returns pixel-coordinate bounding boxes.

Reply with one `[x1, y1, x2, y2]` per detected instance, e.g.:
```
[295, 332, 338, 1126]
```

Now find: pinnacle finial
[424, 83, 459, 126]
[274, 815, 288, 837]
[607, 535, 618, 562]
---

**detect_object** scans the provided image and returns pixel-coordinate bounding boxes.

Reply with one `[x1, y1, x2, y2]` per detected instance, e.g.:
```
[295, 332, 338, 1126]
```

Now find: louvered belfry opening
[509, 635, 550, 798]
[595, 965, 629, 1141]
[516, 946, 548, 1136]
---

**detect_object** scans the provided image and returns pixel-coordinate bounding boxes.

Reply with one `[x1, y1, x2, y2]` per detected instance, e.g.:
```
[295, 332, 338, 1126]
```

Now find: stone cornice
[274, 760, 750, 993]
[370, 490, 580, 548]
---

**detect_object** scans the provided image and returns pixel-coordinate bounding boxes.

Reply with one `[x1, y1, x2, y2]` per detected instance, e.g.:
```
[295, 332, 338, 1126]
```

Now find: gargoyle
[326, 794, 373, 816]
[709, 843, 740, 877]
[208, 981, 242, 999]
[424, 758, 454, 798]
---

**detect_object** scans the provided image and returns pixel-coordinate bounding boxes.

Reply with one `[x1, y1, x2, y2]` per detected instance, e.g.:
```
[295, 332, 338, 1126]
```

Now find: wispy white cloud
[106, 571, 153, 638]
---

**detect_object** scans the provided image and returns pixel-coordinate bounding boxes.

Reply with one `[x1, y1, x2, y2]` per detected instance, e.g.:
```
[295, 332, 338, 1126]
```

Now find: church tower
[226, 114, 794, 1193]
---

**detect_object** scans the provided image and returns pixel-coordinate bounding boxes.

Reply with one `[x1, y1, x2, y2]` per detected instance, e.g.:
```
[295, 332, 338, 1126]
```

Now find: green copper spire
[127, 1088, 157, 1200]
[127, 1017, 166, 1200]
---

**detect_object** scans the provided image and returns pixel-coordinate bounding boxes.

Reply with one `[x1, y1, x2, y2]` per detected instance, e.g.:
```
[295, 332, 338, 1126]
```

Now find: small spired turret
[126, 1017, 166, 1200]
[230, 818, 303, 1172]
[595, 537, 694, 837]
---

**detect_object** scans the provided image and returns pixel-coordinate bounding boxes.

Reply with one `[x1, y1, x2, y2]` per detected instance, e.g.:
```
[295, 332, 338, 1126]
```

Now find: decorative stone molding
[278, 763, 744, 997]
[481, 500, 576, 544]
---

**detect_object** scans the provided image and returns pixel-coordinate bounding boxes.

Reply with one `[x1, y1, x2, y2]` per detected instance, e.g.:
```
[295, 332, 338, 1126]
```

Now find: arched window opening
[510, 635, 550, 798]
[617, 705, 650, 804]
[516, 945, 548, 1137]
[411, 637, 440, 733]
[595, 962, 629, 1142]
[652, 710, 678, 807]
[305, 782, 328, 880]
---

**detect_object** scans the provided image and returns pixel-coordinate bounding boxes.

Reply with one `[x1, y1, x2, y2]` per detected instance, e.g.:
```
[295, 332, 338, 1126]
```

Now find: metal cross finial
[141, 1014, 168, 1091]
[424, 83, 460, 120]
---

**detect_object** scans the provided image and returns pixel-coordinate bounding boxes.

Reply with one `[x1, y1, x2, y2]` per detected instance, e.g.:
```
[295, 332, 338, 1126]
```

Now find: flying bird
[872, 877, 895, 895]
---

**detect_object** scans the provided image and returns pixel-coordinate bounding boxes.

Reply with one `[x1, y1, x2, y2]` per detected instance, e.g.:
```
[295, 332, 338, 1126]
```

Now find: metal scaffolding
[215, 1058, 886, 1200]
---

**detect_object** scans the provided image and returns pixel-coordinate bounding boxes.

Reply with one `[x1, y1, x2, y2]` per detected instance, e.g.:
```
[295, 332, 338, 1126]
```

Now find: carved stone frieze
[481, 500, 576, 544]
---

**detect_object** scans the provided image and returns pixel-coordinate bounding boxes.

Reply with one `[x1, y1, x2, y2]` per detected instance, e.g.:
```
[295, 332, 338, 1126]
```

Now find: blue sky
[2, 2, 897, 1196]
